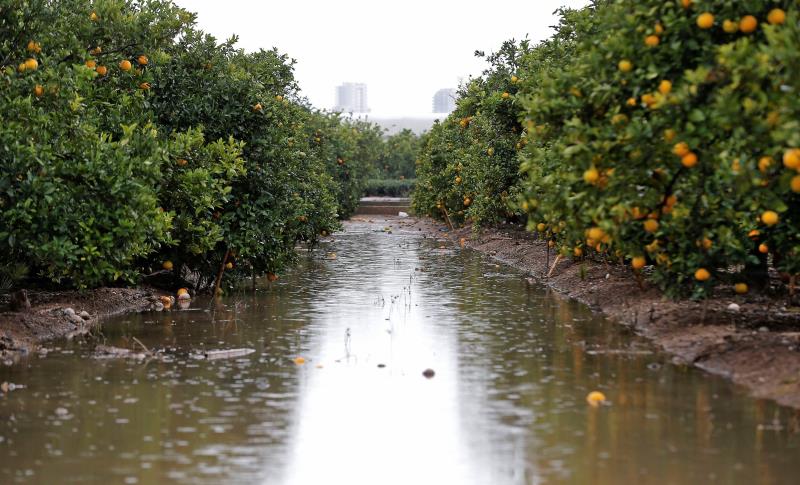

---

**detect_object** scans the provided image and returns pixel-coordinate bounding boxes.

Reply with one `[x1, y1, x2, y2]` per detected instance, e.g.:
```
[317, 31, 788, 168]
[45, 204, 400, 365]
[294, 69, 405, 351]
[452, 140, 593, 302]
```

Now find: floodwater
[1, 218, 799, 485]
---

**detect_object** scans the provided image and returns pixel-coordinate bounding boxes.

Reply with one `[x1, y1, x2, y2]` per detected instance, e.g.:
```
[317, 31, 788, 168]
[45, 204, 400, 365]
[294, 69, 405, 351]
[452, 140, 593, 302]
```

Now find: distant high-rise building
[334, 82, 369, 113]
[433, 88, 456, 113]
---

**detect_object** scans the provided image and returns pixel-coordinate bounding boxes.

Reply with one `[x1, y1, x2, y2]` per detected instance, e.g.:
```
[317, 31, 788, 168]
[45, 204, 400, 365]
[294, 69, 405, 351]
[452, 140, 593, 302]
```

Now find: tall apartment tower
[334, 82, 369, 113]
[432, 88, 457, 113]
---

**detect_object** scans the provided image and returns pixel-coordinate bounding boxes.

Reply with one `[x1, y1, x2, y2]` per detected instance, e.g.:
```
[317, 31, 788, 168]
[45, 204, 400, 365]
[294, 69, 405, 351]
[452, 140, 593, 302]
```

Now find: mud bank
[376, 215, 800, 409]
[0, 288, 164, 357]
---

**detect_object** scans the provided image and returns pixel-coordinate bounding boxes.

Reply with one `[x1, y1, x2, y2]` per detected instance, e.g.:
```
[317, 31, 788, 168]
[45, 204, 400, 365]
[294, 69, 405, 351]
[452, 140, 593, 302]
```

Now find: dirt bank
[0, 288, 164, 358]
[373, 215, 800, 409]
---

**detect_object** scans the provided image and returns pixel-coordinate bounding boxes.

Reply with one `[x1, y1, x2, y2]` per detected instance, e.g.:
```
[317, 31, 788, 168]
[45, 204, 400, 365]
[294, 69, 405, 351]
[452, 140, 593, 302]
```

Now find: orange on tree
[618, 59, 633, 72]
[583, 167, 599, 184]
[139, 82, 151, 90]
[645, 35, 660, 47]
[722, 19, 739, 33]
[758, 156, 773, 173]
[697, 13, 715, 29]
[681, 152, 698, 168]
[631, 256, 646, 270]
[177, 158, 188, 166]
[225, 262, 233, 270]
[663, 129, 676, 142]
[33, 84, 44, 97]
[791, 175, 800, 193]
[588, 227, 605, 241]
[90, 46, 102, 55]
[119, 59, 132, 71]
[24, 58, 38, 71]
[695, 268, 711, 281]
[739, 15, 758, 34]
[654, 22, 664, 35]
[137, 55, 148, 65]
[672, 142, 690, 157]
[643, 219, 659, 233]
[761, 210, 779, 226]
[501, 92, 510, 99]
[455, 176, 462, 184]
[96, 65, 107, 76]
[681, 0, 692, 8]
[759, 243, 769, 254]
[536, 223, 547, 232]
[253, 103, 263, 112]
[90, 11, 99, 21]
[626, 97, 637, 106]
[768, 9, 786, 25]
[783, 149, 800, 169]
[658, 80, 672, 95]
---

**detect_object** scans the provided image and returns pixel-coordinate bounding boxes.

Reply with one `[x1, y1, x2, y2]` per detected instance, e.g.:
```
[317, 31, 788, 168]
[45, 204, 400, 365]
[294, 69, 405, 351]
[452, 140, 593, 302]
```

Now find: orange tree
[518, 0, 799, 297]
[0, 0, 373, 290]
[413, 40, 529, 227]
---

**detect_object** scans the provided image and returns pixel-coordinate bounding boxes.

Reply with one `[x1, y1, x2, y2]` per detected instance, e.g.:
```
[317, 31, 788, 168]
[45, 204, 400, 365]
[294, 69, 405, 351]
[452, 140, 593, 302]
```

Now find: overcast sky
[173, 0, 590, 116]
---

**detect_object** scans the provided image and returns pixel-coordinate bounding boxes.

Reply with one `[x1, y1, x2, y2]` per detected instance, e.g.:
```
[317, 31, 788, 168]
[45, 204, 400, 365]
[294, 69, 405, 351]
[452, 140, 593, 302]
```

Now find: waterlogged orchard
[414, 0, 800, 298]
[0, 0, 422, 292]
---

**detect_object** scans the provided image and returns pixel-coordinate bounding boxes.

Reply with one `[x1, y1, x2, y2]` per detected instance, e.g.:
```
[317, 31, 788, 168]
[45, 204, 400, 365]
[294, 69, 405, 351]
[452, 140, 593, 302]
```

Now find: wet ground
[1, 218, 799, 484]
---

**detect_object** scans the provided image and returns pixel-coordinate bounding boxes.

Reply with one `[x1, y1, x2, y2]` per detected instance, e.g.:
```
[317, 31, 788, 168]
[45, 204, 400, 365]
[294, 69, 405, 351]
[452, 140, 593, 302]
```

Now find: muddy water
[1, 218, 799, 485]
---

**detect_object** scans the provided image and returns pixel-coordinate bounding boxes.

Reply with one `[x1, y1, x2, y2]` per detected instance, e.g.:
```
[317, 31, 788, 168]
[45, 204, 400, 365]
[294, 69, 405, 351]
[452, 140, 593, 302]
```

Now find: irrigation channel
[1, 217, 799, 484]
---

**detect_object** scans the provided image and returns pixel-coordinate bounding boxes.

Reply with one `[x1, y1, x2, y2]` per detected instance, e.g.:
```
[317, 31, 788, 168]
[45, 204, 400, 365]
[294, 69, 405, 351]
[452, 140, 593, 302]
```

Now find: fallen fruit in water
[586, 391, 606, 406]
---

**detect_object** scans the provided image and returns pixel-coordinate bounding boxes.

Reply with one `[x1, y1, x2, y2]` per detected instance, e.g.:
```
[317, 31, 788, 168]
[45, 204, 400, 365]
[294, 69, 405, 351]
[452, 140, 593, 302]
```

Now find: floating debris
[202, 349, 256, 361]
[422, 368, 435, 379]
[294, 356, 306, 365]
[586, 391, 607, 407]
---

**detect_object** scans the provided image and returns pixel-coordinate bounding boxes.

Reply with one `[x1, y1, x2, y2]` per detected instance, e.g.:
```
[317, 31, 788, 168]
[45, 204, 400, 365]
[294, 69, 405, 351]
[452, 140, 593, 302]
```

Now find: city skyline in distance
[175, 0, 591, 116]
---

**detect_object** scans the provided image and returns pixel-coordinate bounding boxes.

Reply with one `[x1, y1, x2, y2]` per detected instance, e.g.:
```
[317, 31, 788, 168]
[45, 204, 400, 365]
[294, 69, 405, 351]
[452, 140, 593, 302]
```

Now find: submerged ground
[1, 218, 799, 484]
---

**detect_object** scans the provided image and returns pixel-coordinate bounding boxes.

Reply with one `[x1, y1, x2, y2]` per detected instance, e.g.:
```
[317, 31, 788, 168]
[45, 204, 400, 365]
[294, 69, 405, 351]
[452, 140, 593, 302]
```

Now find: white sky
[173, 0, 590, 116]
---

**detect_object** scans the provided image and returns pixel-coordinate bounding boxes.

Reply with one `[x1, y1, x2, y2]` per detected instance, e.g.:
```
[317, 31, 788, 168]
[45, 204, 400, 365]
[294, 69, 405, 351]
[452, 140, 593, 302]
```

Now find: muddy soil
[0, 288, 164, 357]
[375, 215, 800, 409]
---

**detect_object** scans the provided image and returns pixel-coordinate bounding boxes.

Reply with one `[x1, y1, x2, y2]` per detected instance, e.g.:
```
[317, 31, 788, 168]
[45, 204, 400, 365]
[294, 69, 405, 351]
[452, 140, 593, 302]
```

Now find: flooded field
[1, 218, 798, 484]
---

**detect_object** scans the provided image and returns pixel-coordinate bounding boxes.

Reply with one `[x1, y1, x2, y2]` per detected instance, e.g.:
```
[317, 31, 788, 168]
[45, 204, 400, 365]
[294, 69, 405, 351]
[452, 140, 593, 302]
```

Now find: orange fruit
[681, 152, 698, 168]
[137, 55, 148, 65]
[658, 80, 672, 95]
[455, 176, 462, 184]
[275, 95, 283, 101]
[645, 35, 660, 47]
[695, 268, 711, 281]
[588, 227, 605, 241]
[791, 175, 800, 193]
[225, 262, 233, 270]
[618, 60, 633, 72]
[768, 9, 786, 25]
[536, 223, 547, 232]
[33, 84, 44, 97]
[573, 247, 583, 257]
[586, 391, 606, 406]
[697, 13, 715, 29]
[91, 46, 102, 55]
[90, 11, 99, 21]
[177, 158, 188, 166]
[701, 238, 712, 250]
[487, 147, 495, 156]
[85, 59, 96, 69]
[96, 65, 107, 76]
[734, 283, 749, 295]
[654, 23, 664, 35]
[758, 243, 769, 254]
[739, 15, 758, 33]
[663, 129, 677, 143]
[761, 210, 779, 226]
[162, 260, 173, 270]
[758, 156, 773, 173]
[119, 59, 132, 71]
[626, 97, 637, 107]
[253, 103, 263, 112]
[583, 168, 599, 184]
[673, 142, 690, 157]
[783, 149, 800, 169]
[501, 92, 510, 99]
[511, 75, 519, 83]
[177, 288, 189, 296]
[24, 58, 38, 71]
[463, 197, 471, 207]
[643, 219, 659, 233]
[631, 256, 646, 270]
[139, 82, 151, 90]
[681, 0, 692, 8]
[293, 356, 306, 365]
[723, 19, 739, 33]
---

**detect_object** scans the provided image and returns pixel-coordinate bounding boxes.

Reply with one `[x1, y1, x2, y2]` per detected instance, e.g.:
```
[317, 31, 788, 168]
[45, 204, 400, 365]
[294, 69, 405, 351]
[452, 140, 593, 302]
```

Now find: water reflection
[0, 218, 799, 484]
